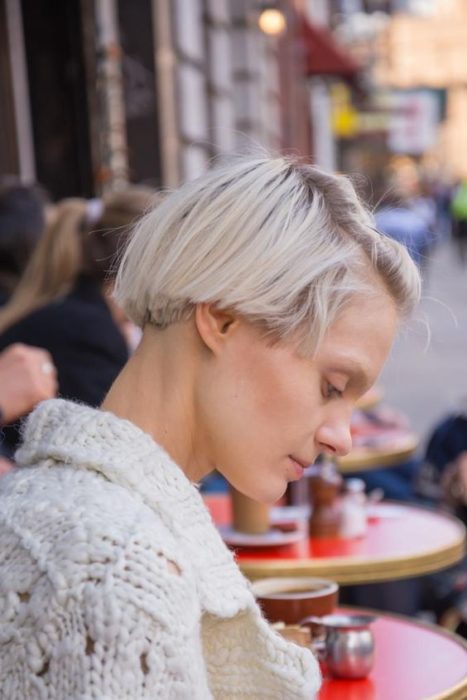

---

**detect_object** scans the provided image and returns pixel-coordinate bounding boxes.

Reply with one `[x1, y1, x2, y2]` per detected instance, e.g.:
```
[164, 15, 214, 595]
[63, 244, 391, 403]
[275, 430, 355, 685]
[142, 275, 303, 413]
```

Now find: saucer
[366, 503, 405, 520]
[218, 525, 305, 548]
[271, 505, 311, 526]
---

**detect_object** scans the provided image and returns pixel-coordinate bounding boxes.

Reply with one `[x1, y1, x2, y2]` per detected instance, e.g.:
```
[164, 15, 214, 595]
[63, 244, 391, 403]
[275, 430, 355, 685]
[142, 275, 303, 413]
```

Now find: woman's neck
[101, 323, 211, 482]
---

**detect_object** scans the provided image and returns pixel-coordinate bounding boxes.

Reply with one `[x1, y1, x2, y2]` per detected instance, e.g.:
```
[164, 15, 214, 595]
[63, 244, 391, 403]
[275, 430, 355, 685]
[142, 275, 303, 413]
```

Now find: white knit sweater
[0, 400, 321, 699]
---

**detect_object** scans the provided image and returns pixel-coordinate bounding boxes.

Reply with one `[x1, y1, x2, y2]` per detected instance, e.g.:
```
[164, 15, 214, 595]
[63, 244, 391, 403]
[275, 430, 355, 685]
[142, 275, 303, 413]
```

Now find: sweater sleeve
[16, 543, 213, 700]
[202, 609, 321, 699]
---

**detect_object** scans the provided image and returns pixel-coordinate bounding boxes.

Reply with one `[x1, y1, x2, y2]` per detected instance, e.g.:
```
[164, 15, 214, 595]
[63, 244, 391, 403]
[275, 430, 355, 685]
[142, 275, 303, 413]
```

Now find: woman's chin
[226, 472, 287, 504]
[248, 483, 287, 505]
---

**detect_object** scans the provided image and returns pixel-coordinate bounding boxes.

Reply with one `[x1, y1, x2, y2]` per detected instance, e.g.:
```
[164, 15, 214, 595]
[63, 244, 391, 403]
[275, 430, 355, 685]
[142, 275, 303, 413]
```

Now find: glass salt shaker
[340, 478, 368, 538]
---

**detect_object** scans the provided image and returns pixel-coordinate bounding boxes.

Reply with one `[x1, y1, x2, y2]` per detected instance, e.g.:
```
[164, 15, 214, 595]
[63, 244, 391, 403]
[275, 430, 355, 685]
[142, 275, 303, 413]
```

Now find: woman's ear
[194, 303, 240, 355]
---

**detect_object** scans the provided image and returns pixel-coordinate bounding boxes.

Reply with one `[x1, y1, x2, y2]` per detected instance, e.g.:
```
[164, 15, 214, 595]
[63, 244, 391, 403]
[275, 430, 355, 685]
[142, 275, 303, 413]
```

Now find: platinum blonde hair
[115, 155, 421, 354]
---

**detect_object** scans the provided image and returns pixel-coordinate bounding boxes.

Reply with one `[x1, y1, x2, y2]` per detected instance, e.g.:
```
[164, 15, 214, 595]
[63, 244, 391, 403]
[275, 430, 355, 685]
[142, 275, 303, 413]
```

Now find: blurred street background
[2, 0, 467, 454]
[383, 240, 467, 439]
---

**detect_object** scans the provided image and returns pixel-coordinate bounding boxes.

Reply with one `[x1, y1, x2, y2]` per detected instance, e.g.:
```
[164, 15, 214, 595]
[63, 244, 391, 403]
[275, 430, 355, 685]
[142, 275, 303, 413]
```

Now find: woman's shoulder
[0, 465, 204, 696]
[0, 465, 184, 583]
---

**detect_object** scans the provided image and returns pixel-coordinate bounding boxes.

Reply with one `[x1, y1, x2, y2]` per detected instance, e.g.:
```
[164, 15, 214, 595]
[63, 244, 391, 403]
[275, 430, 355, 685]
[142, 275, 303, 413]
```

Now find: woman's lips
[288, 456, 309, 479]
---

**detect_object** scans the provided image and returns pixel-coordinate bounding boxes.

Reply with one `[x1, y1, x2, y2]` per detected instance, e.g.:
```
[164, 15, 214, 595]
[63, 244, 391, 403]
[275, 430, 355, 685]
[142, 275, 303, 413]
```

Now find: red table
[319, 609, 467, 700]
[204, 494, 466, 584]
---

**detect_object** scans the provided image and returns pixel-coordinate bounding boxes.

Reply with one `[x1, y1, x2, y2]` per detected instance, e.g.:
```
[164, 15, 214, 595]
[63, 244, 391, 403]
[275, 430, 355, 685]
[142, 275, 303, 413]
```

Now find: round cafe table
[203, 495, 466, 584]
[319, 608, 467, 700]
[337, 432, 419, 473]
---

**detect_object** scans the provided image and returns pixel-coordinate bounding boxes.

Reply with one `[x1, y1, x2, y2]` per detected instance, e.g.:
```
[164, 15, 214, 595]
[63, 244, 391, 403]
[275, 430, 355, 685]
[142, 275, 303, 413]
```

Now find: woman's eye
[325, 382, 343, 400]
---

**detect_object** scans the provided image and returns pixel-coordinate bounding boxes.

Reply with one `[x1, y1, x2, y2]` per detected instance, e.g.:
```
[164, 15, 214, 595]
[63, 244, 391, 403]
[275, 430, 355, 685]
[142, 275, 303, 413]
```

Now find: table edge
[239, 505, 466, 583]
[337, 435, 418, 471]
[240, 538, 466, 582]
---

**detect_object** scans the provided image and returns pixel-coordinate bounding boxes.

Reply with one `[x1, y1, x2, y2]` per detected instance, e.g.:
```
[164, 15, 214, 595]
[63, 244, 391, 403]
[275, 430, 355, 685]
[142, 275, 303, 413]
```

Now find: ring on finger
[41, 361, 54, 375]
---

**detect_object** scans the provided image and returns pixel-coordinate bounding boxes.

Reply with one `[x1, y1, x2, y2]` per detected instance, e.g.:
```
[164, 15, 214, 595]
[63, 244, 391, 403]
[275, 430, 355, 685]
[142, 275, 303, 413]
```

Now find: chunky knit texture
[0, 399, 321, 699]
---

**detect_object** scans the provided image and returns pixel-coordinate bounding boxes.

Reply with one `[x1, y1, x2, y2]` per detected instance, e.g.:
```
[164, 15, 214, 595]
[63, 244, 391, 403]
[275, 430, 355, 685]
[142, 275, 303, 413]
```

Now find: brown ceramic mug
[252, 576, 339, 625]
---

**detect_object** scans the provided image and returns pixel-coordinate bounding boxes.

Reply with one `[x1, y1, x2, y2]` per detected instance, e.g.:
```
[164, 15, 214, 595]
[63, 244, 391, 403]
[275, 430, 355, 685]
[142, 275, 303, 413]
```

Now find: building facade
[2, 0, 319, 197]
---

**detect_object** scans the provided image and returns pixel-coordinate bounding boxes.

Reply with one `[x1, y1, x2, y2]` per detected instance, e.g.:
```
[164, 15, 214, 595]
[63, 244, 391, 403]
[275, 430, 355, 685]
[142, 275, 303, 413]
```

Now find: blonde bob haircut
[115, 154, 421, 354]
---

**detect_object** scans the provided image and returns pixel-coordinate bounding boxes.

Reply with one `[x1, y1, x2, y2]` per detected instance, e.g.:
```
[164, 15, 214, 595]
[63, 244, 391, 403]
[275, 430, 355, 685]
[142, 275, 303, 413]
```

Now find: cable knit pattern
[0, 399, 320, 699]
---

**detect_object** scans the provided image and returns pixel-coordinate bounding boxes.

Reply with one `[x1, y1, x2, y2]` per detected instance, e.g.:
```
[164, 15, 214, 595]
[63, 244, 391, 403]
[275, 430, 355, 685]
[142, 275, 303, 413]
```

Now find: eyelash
[325, 382, 344, 400]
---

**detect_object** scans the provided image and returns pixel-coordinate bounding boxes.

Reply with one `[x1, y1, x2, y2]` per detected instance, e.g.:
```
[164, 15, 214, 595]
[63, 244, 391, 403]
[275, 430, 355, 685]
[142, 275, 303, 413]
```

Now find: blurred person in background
[415, 415, 467, 638]
[0, 187, 154, 458]
[0, 181, 48, 305]
[0, 343, 57, 475]
[450, 178, 467, 264]
[374, 181, 435, 272]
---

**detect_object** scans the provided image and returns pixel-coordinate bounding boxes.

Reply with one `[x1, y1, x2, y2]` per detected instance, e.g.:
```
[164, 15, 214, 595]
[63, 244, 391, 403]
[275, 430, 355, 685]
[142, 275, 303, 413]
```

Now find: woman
[0, 156, 420, 698]
[0, 187, 153, 458]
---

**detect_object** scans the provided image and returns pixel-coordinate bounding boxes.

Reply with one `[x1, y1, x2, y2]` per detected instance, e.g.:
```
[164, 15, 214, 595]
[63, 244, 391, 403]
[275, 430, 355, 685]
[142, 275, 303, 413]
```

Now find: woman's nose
[316, 419, 353, 458]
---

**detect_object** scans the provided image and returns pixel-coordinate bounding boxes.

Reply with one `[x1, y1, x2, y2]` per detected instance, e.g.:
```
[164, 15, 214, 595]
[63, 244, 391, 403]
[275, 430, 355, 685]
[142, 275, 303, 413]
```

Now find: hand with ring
[0, 343, 58, 425]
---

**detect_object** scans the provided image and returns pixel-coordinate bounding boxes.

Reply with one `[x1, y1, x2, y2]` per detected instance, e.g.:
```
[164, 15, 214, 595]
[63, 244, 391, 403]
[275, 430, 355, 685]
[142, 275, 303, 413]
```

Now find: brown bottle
[308, 461, 343, 537]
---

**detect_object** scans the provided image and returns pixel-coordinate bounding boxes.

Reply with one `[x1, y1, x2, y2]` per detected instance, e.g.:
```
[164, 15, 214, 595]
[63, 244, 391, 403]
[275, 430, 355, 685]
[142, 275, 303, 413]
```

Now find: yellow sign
[331, 83, 359, 138]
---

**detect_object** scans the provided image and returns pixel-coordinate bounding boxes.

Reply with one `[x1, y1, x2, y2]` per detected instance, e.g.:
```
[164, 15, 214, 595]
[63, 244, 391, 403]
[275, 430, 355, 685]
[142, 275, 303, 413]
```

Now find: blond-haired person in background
[0, 187, 154, 458]
[0, 155, 420, 699]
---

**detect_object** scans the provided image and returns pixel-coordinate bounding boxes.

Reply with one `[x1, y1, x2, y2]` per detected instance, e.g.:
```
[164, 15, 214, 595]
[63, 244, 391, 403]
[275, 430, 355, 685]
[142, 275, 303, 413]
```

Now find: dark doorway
[20, 0, 93, 199]
[0, 1, 19, 178]
[117, 0, 162, 187]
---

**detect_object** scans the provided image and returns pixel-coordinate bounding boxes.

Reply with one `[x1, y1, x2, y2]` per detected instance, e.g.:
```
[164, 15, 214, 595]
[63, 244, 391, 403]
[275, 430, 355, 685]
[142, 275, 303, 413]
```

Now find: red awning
[301, 19, 361, 79]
